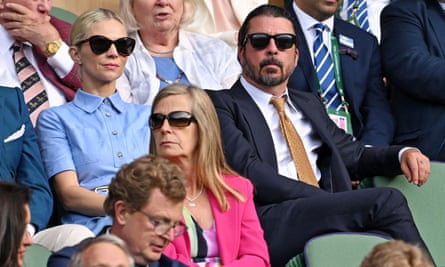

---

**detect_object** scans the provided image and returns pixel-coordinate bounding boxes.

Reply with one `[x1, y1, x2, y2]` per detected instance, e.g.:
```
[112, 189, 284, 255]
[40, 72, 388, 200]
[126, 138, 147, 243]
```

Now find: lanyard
[315, 33, 350, 113]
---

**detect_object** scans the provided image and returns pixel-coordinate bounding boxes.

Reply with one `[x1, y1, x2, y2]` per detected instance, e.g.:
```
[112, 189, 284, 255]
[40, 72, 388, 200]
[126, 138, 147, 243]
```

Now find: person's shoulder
[334, 17, 377, 42]
[222, 174, 253, 191]
[47, 241, 83, 267]
[158, 254, 188, 267]
[180, 30, 233, 49]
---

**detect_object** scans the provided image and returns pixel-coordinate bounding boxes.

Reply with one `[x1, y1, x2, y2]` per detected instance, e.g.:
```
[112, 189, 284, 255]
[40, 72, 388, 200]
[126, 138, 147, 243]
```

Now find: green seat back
[50, 7, 77, 24]
[304, 233, 389, 267]
[23, 244, 52, 267]
[374, 161, 445, 266]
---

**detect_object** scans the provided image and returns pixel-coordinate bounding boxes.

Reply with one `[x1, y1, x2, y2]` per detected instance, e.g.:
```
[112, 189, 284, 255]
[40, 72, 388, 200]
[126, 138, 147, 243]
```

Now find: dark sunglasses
[77, 35, 136, 56]
[243, 33, 296, 50]
[149, 111, 196, 130]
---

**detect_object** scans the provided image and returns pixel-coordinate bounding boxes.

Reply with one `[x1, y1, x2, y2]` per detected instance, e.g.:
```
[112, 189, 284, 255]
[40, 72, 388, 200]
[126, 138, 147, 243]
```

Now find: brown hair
[0, 182, 31, 267]
[104, 154, 186, 216]
[360, 240, 433, 267]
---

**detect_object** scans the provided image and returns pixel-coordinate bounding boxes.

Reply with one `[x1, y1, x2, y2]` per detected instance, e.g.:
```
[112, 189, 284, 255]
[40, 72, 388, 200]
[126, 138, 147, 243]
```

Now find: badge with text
[327, 109, 352, 134]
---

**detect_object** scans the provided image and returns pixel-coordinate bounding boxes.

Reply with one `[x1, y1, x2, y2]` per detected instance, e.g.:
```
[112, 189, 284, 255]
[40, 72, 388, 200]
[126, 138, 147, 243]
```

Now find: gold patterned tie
[13, 42, 49, 126]
[270, 96, 319, 187]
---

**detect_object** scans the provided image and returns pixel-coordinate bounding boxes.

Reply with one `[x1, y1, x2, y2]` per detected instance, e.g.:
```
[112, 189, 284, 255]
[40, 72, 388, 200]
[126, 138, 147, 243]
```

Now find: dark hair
[237, 4, 299, 47]
[104, 154, 186, 216]
[0, 182, 31, 267]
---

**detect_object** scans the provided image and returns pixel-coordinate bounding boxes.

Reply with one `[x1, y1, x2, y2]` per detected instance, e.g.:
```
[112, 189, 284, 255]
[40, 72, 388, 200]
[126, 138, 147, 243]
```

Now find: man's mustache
[259, 57, 283, 69]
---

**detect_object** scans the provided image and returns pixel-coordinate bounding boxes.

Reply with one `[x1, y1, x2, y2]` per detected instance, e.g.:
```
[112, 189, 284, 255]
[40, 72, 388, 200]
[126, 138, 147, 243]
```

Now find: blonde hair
[360, 240, 433, 267]
[150, 84, 245, 211]
[70, 8, 125, 46]
[119, 0, 195, 33]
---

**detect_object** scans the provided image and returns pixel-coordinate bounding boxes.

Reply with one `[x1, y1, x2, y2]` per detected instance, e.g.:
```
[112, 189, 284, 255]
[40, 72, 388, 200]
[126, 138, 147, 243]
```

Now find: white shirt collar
[292, 1, 335, 33]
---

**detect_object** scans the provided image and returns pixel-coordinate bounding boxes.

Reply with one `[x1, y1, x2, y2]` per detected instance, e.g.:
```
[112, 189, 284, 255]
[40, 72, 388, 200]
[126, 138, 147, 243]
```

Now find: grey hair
[68, 234, 134, 267]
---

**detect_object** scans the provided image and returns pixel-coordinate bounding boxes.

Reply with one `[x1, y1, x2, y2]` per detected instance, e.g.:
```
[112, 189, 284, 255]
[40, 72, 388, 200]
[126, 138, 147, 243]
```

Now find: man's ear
[114, 200, 129, 225]
[238, 46, 245, 66]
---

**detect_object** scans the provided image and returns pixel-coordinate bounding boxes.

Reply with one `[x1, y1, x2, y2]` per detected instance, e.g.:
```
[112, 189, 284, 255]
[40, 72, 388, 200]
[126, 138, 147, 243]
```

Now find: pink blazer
[164, 174, 270, 267]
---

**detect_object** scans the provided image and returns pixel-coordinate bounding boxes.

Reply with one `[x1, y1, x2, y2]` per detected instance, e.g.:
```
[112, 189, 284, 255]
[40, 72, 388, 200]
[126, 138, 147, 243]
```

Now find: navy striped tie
[313, 23, 341, 111]
[347, 0, 370, 32]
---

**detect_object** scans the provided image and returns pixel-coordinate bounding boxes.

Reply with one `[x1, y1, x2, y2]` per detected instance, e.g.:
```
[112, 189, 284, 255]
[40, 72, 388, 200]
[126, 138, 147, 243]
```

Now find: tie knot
[12, 42, 23, 52]
[313, 23, 326, 34]
[270, 96, 286, 113]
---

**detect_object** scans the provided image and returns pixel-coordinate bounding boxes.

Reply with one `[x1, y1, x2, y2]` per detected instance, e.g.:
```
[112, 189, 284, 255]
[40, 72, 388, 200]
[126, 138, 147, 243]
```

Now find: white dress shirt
[292, 1, 335, 63]
[241, 77, 323, 181]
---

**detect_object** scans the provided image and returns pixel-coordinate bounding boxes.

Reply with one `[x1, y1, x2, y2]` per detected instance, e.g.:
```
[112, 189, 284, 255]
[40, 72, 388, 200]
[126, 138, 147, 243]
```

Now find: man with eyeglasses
[283, 0, 394, 147]
[207, 4, 433, 267]
[47, 155, 188, 267]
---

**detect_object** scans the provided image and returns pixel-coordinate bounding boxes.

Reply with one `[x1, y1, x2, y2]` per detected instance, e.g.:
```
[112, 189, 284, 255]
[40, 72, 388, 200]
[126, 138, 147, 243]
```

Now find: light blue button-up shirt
[36, 89, 150, 230]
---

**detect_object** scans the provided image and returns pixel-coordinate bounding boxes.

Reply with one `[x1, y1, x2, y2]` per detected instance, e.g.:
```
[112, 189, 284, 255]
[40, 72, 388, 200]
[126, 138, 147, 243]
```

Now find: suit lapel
[230, 82, 279, 169]
[286, 1, 318, 94]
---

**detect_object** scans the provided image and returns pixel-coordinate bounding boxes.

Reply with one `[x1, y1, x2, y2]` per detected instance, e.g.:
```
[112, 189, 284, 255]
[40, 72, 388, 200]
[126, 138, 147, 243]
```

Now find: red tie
[13, 42, 49, 126]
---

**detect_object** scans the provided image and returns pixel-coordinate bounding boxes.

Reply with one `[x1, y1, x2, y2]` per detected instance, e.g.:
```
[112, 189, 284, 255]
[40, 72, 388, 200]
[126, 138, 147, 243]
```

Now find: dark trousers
[257, 187, 430, 267]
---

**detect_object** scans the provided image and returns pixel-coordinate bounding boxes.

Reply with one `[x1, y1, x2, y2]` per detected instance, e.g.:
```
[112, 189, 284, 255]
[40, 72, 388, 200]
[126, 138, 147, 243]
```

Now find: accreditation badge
[327, 109, 352, 134]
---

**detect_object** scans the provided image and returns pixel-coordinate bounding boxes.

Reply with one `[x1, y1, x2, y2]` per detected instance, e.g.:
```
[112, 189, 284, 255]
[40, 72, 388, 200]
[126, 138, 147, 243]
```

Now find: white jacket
[117, 30, 241, 105]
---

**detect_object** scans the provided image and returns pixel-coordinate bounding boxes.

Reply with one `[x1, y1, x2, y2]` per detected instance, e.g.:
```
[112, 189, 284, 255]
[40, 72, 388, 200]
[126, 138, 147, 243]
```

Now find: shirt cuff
[398, 147, 420, 163]
[47, 42, 74, 78]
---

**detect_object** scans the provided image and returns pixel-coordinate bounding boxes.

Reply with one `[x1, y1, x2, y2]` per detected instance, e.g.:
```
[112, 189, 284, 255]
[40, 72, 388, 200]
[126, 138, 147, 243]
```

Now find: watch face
[47, 40, 61, 56]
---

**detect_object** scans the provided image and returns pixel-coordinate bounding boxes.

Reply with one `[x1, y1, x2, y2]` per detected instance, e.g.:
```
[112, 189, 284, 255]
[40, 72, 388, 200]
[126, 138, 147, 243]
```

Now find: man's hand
[0, 2, 60, 54]
[400, 148, 431, 186]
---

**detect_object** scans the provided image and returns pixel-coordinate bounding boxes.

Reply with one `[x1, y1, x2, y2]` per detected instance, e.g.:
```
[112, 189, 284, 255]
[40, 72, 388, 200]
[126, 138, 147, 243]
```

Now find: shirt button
[103, 99, 109, 104]
[117, 152, 123, 158]
[112, 130, 118, 135]
[105, 112, 111, 117]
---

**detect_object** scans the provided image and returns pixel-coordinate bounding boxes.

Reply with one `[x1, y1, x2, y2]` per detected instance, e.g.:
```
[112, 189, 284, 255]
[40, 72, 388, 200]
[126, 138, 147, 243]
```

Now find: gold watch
[46, 39, 63, 57]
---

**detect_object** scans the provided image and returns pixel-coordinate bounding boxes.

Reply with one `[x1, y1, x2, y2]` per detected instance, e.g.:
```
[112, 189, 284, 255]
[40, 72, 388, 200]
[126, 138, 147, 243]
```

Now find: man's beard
[242, 56, 290, 87]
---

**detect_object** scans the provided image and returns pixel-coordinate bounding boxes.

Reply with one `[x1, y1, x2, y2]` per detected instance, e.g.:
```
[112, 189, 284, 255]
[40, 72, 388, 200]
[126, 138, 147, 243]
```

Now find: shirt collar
[0, 26, 16, 53]
[240, 77, 297, 111]
[72, 89, 126, 113]
[292, 1, 335, 33]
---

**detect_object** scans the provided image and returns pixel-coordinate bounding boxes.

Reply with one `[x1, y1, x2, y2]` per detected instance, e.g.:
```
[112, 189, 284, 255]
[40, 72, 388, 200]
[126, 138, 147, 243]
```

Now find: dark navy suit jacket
[207, 81, 403, 208]
[381, 0, 445, 160]
[285, 0, 394, 146]
[0, 86, 52, 230]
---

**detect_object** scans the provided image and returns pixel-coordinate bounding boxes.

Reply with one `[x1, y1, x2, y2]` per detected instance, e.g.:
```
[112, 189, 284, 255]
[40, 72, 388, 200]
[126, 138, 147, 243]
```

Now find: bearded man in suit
[207, 5, 433, 267]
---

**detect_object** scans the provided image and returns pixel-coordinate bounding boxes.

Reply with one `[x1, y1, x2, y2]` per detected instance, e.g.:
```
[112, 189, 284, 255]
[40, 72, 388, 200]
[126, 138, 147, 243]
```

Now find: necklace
[156, 71, 184, 85]
[186, 185, 203, 207]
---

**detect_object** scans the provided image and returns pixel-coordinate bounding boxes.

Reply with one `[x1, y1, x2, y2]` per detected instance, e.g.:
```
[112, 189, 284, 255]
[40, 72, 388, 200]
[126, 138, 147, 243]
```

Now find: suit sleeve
[207, 90, 328, 205]
[381, 2, 445, 104]
[356, 35, 395, 146]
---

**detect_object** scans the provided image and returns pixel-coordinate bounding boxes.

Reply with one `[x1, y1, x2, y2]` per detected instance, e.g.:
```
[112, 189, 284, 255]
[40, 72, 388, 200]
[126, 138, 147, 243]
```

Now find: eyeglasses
[149, 111, 196, 130]
[76, 35, 136, 56]
[137, 210, 187, 238]
[243, 33, 296, 50]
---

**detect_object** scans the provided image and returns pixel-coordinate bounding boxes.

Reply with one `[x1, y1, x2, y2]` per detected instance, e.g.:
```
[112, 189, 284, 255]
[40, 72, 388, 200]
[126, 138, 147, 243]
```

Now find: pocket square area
[4, 124, 25, 143]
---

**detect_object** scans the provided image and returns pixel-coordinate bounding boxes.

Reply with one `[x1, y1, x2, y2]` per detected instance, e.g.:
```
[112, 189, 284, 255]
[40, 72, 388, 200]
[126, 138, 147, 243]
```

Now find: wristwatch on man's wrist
[46, 38, 63, 57]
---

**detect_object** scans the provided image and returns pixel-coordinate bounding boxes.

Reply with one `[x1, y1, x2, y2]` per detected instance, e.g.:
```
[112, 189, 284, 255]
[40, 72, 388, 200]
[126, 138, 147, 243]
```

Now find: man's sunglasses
[149, 111, 196, 130]
[76, 35, 136, 57]
[243, 33, 297, 50]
